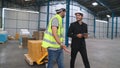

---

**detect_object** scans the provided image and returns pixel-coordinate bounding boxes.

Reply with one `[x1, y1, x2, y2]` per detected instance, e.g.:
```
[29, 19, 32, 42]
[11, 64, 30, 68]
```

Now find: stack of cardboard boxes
[20, 30, 44, 48]
[33, 31, 44, 40]
[22, 36, 36, 48]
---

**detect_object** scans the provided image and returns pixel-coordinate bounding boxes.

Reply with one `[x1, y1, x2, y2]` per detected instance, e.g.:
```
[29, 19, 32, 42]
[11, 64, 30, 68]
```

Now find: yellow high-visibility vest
[42, 14, 64, 48]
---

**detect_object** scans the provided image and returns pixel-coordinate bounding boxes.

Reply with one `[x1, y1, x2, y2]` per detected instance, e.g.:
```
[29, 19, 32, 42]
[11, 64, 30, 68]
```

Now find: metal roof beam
[97, 7, 120, 14]
[96, 0, 111, 11]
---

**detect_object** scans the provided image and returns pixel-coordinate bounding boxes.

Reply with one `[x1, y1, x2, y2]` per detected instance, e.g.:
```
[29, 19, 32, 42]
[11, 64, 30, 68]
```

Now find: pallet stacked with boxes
[24, 40, 48, 65]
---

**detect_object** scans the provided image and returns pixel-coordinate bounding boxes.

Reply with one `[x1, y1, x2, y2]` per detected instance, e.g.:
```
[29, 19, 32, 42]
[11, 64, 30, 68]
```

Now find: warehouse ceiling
[75, 0, 120, 17]
[4, 0, 120, 18]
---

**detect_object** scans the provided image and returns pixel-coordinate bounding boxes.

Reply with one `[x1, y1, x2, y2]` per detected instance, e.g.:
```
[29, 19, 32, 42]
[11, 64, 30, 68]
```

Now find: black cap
[75, 12, 83, 16]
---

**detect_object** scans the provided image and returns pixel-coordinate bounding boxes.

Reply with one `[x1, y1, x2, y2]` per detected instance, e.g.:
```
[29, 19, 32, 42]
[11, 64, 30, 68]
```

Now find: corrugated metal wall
[4, 9, 38, 36]
[108, 17, 120, 38]
[118, 18, 120, 37]
[96, 21, 107, 39]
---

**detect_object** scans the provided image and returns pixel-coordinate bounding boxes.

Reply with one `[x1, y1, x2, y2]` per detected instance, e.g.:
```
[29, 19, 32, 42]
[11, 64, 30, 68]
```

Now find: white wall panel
[49, 14, 55, 20]
[82, 10, 88, 18]
[18, 11, 29, 20]
[88, 13, 94, 19]
[29, 21, 38, 29]
[17, 20, 28, 28]
[49, 6, 56, 14]
[40, 22, 46, 29]
[88, 26, 93, 31]
[83, 19, 88, 24]
[30, 13, 38, 21]
[69, 16, 76, 23]
[5, 29, 16, 36]
[40, 6, 47, 12]
[4, 8, 39, 36]
[4, 19, 16, 28]
[40, 13, 47, 21]
[4, 10, 17, 19]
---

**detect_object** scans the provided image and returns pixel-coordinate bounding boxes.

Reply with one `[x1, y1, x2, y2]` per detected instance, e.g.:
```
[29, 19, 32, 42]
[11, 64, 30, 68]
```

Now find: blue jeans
[47, 48, 64, 68]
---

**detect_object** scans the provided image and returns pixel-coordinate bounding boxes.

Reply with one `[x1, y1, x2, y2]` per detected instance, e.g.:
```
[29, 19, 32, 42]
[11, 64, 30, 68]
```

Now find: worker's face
[61, 11, 66, 18]
[75, 14, 83, 21]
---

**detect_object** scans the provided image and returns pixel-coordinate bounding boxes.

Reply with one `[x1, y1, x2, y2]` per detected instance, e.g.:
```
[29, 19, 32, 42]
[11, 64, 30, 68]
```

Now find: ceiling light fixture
[106, 15, 111, 18]
[92, 2, 98, 6]
[25, 0, 31, 1]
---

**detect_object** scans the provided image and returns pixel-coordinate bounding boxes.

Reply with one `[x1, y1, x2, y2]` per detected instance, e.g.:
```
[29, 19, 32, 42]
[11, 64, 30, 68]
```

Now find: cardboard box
[39, 31, 44, 40]
[22, 37, 36, 48]
[33, 31, 44, 40]
[33, 31, 39, 40]
[28, 40, 47, 61]
[15, 33, 20, 40]
[22, 37, 28, 48]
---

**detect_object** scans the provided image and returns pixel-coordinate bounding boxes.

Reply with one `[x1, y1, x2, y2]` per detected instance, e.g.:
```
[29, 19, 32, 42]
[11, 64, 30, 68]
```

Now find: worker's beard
[62, 15, 65, 18]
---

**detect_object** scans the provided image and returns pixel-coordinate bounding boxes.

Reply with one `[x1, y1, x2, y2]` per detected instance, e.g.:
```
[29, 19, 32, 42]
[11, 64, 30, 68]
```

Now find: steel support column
[93, 15, 96, 38]
[111, 12, 114, 39]
[115, 17, 118, 37]
[65, 0, 70, 46]
[107, 18, 109, 38]
[46, 0, 50, 27]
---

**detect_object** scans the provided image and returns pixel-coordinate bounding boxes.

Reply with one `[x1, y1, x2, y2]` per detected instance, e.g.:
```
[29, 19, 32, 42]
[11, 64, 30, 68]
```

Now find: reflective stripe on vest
[42, 14, 64, 48]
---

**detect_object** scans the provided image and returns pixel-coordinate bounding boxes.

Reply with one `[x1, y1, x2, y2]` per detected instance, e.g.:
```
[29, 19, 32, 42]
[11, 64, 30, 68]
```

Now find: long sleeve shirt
[68, 21, 88, 47]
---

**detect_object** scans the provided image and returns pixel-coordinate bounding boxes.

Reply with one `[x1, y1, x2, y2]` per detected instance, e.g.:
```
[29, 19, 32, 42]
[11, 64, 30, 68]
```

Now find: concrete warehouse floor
[0, 39, 120, 68]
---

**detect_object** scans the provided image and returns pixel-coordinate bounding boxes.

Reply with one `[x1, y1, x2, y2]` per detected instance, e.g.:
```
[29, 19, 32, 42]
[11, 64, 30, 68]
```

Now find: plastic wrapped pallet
[19, 29, 31, 45]
[0, 31, 8, 43]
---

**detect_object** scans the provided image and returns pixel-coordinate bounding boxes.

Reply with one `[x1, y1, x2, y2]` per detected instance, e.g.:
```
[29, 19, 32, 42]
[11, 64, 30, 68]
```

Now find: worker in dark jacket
[68, 12, 90, 68]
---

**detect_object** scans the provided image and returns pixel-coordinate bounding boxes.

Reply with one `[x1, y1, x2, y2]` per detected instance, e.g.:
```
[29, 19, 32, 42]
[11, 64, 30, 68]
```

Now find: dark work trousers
[70, 45, 90, 68]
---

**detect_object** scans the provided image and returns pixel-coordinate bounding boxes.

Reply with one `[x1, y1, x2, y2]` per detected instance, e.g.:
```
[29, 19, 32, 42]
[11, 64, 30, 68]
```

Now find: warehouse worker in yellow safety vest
[42, 8, 66, 68]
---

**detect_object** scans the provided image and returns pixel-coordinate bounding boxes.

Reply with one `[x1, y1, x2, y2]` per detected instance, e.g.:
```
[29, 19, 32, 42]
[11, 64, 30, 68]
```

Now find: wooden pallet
[37, 52, 48, 64]
[24, 54, 34, 65]
[24, 53, 48, 65]
[0, 42, 5, 44]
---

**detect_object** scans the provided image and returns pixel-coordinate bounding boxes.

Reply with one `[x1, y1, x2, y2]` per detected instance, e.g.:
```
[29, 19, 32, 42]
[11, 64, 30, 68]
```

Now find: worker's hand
[76, 34, 83, 38]
[61, 44, 71, 55]
[61, 45, 66, 49]
[60, 44, 66, 49]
